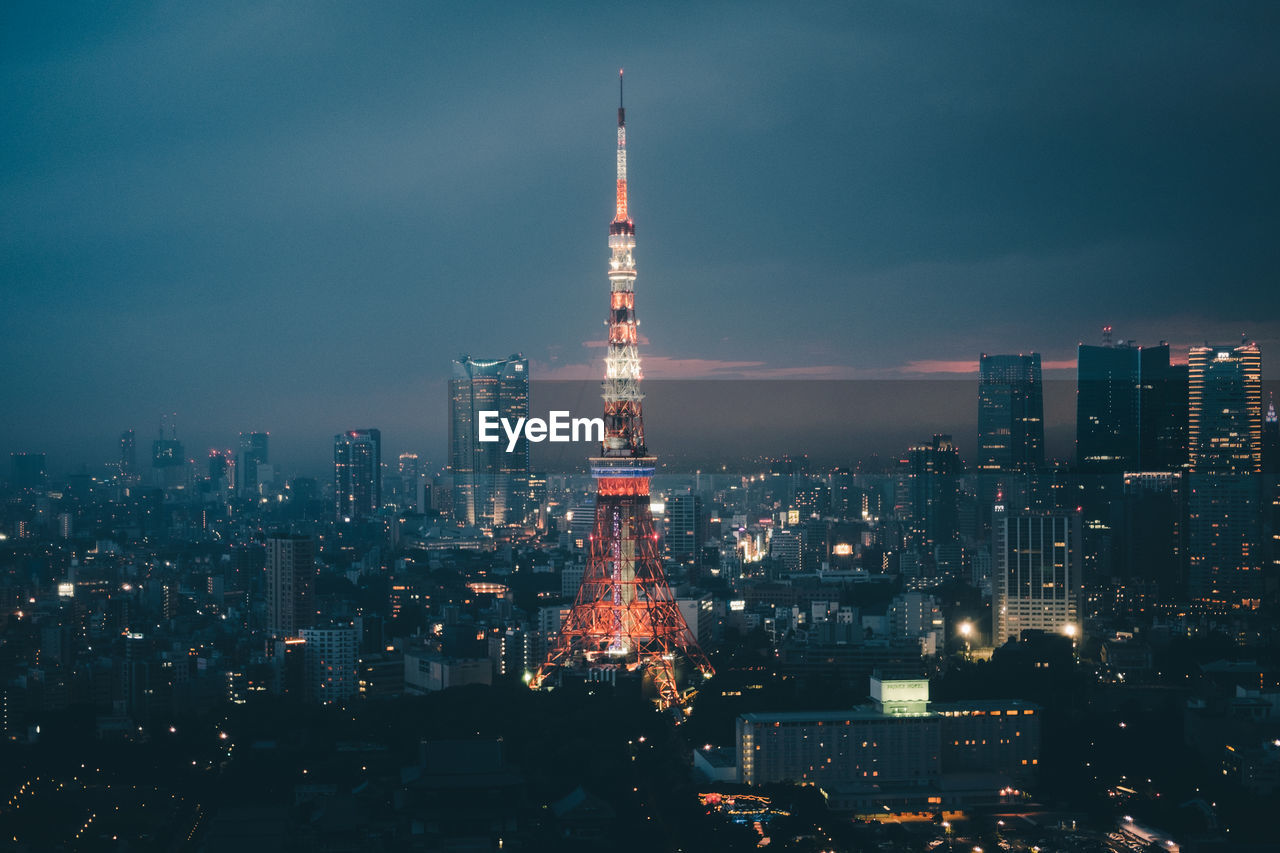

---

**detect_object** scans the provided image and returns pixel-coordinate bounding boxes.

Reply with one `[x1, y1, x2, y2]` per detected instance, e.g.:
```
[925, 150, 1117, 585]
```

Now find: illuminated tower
[533, 73, 713, 707]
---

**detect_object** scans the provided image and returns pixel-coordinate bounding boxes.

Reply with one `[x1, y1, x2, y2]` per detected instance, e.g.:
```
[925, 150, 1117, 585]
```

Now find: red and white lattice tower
[531, 72, 713, 708]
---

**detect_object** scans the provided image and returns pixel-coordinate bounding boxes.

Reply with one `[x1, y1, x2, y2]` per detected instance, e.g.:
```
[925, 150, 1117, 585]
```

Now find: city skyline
[4, 15, 1280, 845]
[4, 3, 1280, 471]
[9, 371, 1280, 480]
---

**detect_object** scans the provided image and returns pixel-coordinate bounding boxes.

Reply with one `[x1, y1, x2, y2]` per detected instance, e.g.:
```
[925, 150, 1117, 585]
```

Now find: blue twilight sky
[2, 2, 1279, 475]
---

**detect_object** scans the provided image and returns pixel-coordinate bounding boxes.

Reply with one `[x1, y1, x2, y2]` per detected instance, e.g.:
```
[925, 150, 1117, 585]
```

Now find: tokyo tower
[531, 72, 714, 708]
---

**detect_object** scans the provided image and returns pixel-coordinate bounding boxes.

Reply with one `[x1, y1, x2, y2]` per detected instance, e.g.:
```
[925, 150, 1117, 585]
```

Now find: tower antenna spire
[614, 69, 629, 222]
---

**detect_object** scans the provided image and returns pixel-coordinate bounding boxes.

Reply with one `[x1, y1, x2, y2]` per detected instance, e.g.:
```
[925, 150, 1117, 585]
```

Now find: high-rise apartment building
[334, 429, 382, 522]
[449, 355, 529, 527]
[1187, 342, 1263, 608]
[992, 507, 1081, 644]
[299, 623, 358, 704]
[265, 533, 316, 636]
[978, 354, 1045, 474]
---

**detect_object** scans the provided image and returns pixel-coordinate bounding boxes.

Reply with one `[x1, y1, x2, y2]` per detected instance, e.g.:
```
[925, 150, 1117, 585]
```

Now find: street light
[959, 621, 974, 658]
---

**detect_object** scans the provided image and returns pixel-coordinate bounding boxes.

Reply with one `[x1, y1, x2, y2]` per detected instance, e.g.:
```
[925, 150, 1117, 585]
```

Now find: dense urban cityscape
[7, 319, 1280, 851]
[5, 5, 1280, 853]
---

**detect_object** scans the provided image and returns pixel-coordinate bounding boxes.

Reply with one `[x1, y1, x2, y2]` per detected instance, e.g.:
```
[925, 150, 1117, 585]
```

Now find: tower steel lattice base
[533, 470, 713, 709]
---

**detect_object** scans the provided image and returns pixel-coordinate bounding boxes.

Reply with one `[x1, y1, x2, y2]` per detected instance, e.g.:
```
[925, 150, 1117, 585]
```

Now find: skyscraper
[334, 429, 382, 523]
[1264, 397, 1280, 601]
[1187, 342, 1263, 608]
[119, 430, 137, 484]
[1138, 343, 1188, 471]
[668, 490, 707, 570]
[1076, 332, 1140, 473]
[266, 533, 316, 636]
[527, 470, 548, 527]
[151, 417, 186, 489]
[1075, 332, 1179, 587]
[9, 453, 47, 491]
[398, 452, 420, 481]
[1188, 343, 1262, 474]
[1265, 396, 1279, 475]
[1118, 471, 1185, 594]
[978, 354, 1045, 474]
[992, 506, 1081, 645]
[238, 431, 269, 497]
[830, 467, 855, 520]
[397, 452, 422, 512]
[207, 448, 235, 495]
[905, 434, 961, 552]
[449, 355, 530, 527]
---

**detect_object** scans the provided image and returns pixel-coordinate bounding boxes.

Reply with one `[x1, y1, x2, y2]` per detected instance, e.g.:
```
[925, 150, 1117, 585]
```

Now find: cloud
[534, 355, 864, 381]
[897, 359, 981, 376]
[537, 353, 1095, 382]
[535, 356, 880, 381]
[896, 358, 1075, 376]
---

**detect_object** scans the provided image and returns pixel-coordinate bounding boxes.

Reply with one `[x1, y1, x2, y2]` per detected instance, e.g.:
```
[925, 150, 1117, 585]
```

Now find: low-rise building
[403, 650, 492, 694]
[735, 676, 1041, 812]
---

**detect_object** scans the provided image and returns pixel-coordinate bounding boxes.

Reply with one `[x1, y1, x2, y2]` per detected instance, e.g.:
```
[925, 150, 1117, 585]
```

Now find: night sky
[4, 3, 1279, 475]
